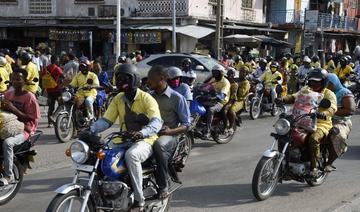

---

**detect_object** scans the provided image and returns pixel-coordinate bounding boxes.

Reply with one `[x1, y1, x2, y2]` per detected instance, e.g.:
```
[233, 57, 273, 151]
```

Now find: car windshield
[196, 56, 223, 70]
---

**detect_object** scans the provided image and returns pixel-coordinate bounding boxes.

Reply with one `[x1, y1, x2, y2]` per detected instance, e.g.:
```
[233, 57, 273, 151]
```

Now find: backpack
[42, 67, 58, 89]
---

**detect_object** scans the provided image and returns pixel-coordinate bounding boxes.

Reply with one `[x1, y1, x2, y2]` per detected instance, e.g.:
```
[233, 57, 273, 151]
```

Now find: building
[268, 0, 360, 57]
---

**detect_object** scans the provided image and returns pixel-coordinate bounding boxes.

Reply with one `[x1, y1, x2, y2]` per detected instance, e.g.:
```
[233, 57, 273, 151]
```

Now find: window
[242, 0, 253, 8]
[147, 57, 174, 67]
[88, 7, 95, 16]
[29, 0, 51, 14]
[0, 0, 17, 2]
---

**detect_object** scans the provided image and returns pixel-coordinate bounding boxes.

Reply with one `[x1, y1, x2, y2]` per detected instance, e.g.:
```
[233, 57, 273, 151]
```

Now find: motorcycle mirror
[319, 99, 331, 109]
[87, 79, 94, 85]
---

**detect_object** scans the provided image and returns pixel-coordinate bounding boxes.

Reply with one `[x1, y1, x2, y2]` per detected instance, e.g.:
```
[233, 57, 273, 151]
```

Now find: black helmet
[182, 58, 192, 66]
[345, 55, 352, 64]
[312, 55, 320, 62]
[1, 48, 10, 55]
[285, 53, 292, 58]
[118, 55, 127, 63]
[307, 68, 328, 88]
[326, 54, 333, 62]
[266, 55, 273, 62]
[270, 61, 279, 68]
[115, 64, 141, 89]
[259, 58, 267, 66]
[234, 55, 242, 62]
[20, 52, 32, 64]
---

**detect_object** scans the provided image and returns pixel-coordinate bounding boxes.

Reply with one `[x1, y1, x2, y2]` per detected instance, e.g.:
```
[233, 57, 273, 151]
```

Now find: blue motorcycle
[46, 131, 189, 212]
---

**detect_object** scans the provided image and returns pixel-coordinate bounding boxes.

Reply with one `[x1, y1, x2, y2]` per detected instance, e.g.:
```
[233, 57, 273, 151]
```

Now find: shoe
[47, 123, 53, 128]
[325, 165, 337, 172]
[227, 128, 234, 135]
[131, 201, 144, 212]
[203, 131, 211, 140]
[309, 168, 319, 178]
[158, 190, 170, 200]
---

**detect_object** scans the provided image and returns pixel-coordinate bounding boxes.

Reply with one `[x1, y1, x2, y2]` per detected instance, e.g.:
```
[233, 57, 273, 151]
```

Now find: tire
[252, 156, 279, 201]
[0, 161, 24, 205]
[182, 135, 192, 164]
[306, 171, 329, 187]
[250, 98, 261, 120]
[55, 114, 75, 143]
[212, 123, 236, 144]
[46, 190, 95, 212]
[160, 194, 172, 212]
[270, 103, 279, 116]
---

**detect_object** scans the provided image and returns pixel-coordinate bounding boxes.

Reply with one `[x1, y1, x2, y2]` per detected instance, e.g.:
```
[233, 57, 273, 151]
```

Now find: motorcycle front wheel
[212, 122, 236, 144]
[252, 156, 279, 201]
[55, 114, 75, 143]
[250, 98, 261, 120]
[46, 190, 95, 212]
[0, 161, 23, 205]
[270, 103, 280, 116]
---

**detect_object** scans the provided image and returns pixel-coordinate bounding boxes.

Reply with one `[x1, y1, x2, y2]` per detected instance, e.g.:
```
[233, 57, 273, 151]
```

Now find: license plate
[72, 164, 94, 172]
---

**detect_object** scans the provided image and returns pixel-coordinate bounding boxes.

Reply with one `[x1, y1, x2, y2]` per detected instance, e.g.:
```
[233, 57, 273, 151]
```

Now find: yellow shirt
[335, 65, 353, 80]
[311, 61, 321, 69]
[70, 72, 99, 99]
[4, 62, 12, 77]
[260, 70, 283, 87]
[103, 89, 161, 145]
[24, 62, 39, 94]
[209, 76, 231, 105]
[0, 66, 8, 92]
[237, 80, 250, 101]
[324, 60, 336, 73]
[234, 61, 244, 71]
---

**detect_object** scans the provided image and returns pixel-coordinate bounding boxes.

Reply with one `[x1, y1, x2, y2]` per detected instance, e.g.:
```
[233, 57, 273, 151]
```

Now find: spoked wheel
[0, 161, 23, 205]
[46, 190, 95, 212]
[55, 114, 74, 143]
[252, 156, 279, 201]
[250, 99, 261, 120]
[270, 103, 280, 116]
[212, 120, 236, 144]
[182, 134, 192, 164]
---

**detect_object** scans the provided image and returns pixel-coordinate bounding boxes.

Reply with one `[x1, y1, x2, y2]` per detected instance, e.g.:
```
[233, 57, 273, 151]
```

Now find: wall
[188, 0, 210, 18]
[179, 34, 197, 53]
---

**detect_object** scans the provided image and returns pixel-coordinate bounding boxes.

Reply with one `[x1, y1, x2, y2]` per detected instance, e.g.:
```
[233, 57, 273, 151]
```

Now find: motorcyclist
[112, 55, 128, 85]
[252, 58, 268, 79]
[0, 56, 9, 92]
[147, 65, 191, 200]
[285, 53, 293, 69]
[19, 52, 40, 95]
[0, 68, 40, 186]
[1, 48, 14, 78]
[288, 56, 299, 94]
[223, 68, 239, 131]
[90, 64, 162, 211]
[233, 55, 244, 71]
[63, 53, 79, 85]
[324, 54, 336, 73]
[221, 54, 231, 68]
[181, 58, 197, 87]
[167, 66, 192, 104]
[266, 55, 273, 68]
[69, 58, 100, 121]
[279, 57, 289, 97]
[282, 68, 337, 176]
[297, 56, 313, 90]
[204, 64, 230, 139]
[260, 61, 283, 103]
[335, 56, 353, 84]
[92, 60, 111, 119]
[311, 55, 321, 69]
[245, 55, 257, 73]
[326, 73, 355, 171]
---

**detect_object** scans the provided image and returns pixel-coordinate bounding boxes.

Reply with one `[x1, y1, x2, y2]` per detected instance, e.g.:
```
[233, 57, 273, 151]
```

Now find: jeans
[153, 135, 177, 191]
[206, 103, 223, 132]
[84, 96, 95, 119]
[124, 141, 153, 206]
[2, 134, 25, 178]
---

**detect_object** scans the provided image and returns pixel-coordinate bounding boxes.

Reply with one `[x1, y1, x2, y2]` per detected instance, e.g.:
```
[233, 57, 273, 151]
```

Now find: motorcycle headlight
[274, 118, 291, 135]
[70, 140, 90, 164]
[256, 83, 263, 91]
[62, 91, 72, 102]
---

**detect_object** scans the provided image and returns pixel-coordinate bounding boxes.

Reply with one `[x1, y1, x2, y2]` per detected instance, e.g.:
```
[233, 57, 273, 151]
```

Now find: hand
[159, 126, 172, 136]
[2, 100, 16, 112]
[128, 131, 144, 141]
[316, 112, 327, 120]
[83, 86, 92, 90]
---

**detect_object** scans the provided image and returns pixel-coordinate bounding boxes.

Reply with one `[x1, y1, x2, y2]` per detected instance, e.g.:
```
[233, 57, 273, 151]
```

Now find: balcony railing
[98, 5, 117, 17]
[268, 10, 304, 25]
[318, 13, 358, 31]
[241, 8, 257, 22]
[133, 0, 188, 17]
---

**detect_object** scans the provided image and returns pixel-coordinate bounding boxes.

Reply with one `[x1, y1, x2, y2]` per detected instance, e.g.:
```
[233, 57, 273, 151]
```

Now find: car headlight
[256, 83, 263, 91]
[62, 91, 72, 102]
[70, 140, 90, 164]
[274, 118, 291, 135]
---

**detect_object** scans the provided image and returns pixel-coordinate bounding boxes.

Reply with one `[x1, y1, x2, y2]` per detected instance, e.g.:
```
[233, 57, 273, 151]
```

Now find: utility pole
[320, 18, 325, 67]
[89, 31, 93, 60]
[116, 0, 121, 60]
[215, 0, 224, 60]
[172, 0, 177, 53]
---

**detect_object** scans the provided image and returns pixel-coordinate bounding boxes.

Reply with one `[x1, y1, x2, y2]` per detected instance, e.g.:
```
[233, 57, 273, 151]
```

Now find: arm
[139, 95, 163, 137]
[2, 100, 33, 122]
[90, 118, 113, 134]
[336, 96, 356, 116]
[162, 96, 191, 136]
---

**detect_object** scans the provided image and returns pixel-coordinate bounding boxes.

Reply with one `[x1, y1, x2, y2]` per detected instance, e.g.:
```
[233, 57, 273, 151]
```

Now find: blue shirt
[173, 83, 193, 101]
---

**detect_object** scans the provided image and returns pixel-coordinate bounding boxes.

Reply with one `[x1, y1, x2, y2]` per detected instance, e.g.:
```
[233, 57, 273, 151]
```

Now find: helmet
[211, 64, 226, 75]
[307, 68, 328, 88]
[285, 53, 292, 58]
[0, 56, 6, 67]
[101, 148, 127, 180]
[1, 48, 10, 55]
[167, 66, 183, 79]
[345, 55, 352, 63]
[312, 55, 320, 62]
[270, 61, 279, 69]
[182, 58, 192, 66]
[222, 54, 229, 60]
[118, 55, 127, 63]
[259, 58, 267, 65]
[234, 55, 242, 62]
[303, 56, 311, 63]
[227, 67, 236, 78]
[326, 54, 333, 62]
[79, 57, 90, 66]
[266, 55, 273, 62]
[114, 64, 141, 88]
[20, 52, 32, 64]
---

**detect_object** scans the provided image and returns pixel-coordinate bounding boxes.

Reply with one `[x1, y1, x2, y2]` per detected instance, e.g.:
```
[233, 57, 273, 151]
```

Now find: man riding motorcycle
[311, 55, 321, 69]
[147, 65, 191, 200]
[90, 64, 163, 211]
[252, 58, 268, 79]
[281, 69, 337, 176]
[204, 64, 230, 139]
[335, 56, 353, 84]
[233, 55, 244, 71]
[324, 54, 336, 73]
[259, 61, 283, 103]
[297, 56, 313, 90]
[19, 52, 39, 95]
[167, 66, 193, 104]
[181, 58, 197, 87]
[69, 59, 99, 122]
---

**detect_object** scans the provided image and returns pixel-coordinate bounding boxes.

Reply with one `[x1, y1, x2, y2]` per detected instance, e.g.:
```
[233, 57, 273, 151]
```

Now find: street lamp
[116, 0, 121, 59]
[172, 0, 176, 53]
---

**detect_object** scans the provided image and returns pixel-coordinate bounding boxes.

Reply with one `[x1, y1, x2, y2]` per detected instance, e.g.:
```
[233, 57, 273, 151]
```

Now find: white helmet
[212, 64, 226, 75]
[0, 56, 7, 67]
[303, 56, 311, 63]
[167, 66, 183, 79]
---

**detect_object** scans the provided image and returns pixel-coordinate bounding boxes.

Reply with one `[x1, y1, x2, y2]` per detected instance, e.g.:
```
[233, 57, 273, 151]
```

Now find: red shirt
[43, 64, 63, 93]
[4, 90, 40, 140]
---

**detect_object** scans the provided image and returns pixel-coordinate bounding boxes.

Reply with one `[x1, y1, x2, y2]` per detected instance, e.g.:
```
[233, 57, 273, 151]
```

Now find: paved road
[2, 111, 360, 212]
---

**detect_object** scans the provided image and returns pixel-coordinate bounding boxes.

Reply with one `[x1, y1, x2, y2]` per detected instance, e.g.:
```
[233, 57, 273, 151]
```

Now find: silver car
[136, 53, 224, 83]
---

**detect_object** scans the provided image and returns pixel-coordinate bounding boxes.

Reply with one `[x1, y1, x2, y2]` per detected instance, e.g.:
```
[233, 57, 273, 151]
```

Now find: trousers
[2, 133, 25, 178]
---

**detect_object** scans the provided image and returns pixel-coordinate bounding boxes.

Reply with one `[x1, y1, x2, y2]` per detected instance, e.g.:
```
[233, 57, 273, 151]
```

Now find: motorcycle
[54, 87, 98, 143]
[252, 99, 333, 201]
[249, 79, 282, 120]
[0, 131, 42, 205]
[189, 84, 236, 144]
[46, 131, 190, 212]
[345, 75, 360, 108]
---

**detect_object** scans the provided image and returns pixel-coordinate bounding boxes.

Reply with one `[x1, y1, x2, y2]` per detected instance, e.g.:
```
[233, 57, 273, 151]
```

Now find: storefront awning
[223, 34, 262, 43]
[254, 35, 293, 47]
[204, 23, 286, 33]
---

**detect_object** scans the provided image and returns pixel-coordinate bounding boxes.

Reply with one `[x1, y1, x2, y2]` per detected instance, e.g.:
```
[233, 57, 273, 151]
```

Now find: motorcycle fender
[251, 96, 260, 102]
[262, 149, 278, 158]
[55, 183, 83, 194]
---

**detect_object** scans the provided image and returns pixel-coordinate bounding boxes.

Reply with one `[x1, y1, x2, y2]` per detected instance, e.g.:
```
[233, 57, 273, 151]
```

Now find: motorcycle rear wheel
[55, 114, 75, 143]
[0, 161, 23, 205]
[250, 99, 261, 120]
[252, 156, 279, 201]
[212, 123, 236, 144]
[46, 190, 95, 212]
[270, 103, 279, 116]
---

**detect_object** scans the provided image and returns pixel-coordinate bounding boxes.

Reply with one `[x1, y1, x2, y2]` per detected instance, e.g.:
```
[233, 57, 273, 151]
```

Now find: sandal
[131, 201, 144, 212]
[159, 190, 170, 199]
